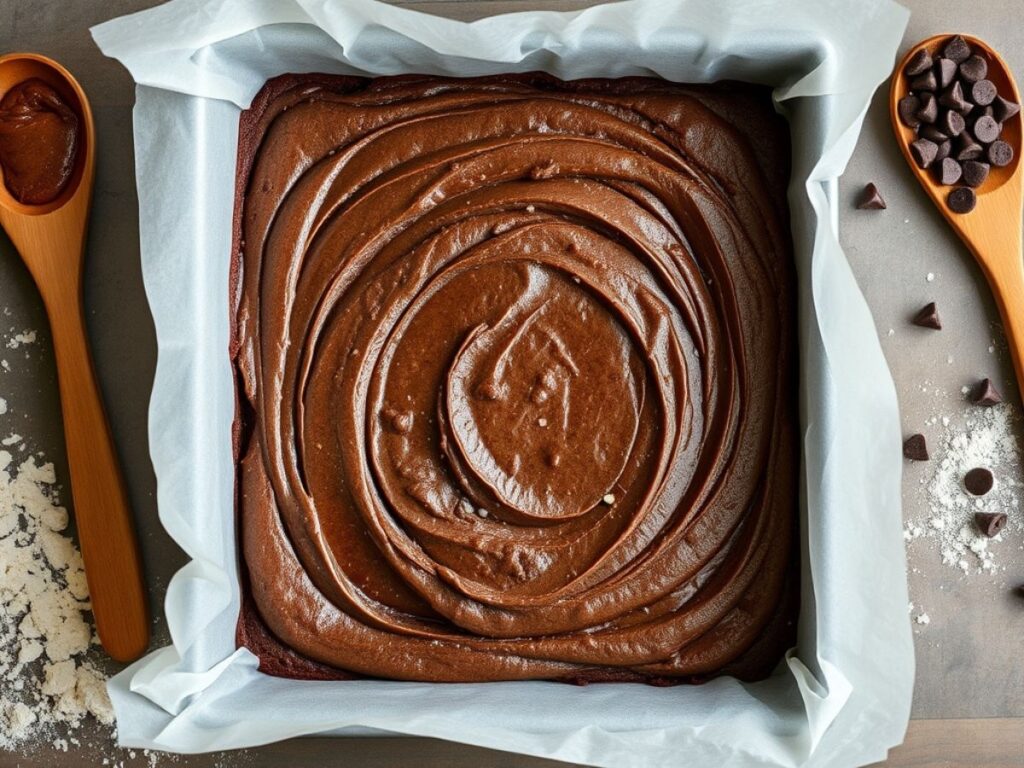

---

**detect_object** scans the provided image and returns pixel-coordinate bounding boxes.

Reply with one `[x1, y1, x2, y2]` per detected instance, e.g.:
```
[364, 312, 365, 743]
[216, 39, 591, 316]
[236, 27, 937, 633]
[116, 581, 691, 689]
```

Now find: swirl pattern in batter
[233, 74, 798, 683]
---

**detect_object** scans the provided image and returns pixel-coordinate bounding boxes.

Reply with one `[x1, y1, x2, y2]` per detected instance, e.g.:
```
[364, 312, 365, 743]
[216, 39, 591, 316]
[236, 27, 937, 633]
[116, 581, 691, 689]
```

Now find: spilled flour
[0, 327, 115, 749]
[906, 400, 1024, 575]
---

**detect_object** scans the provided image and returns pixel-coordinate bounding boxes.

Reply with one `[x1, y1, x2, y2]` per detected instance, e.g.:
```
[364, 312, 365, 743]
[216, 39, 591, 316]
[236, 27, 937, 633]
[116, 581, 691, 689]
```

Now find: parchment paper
[90, 1, 914, 766]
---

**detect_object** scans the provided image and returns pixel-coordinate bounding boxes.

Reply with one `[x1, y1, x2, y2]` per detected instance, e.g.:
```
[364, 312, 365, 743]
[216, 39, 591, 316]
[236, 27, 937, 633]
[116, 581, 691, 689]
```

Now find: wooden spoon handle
[984, 251, 1024, 397]
[45, 290, 149, 662]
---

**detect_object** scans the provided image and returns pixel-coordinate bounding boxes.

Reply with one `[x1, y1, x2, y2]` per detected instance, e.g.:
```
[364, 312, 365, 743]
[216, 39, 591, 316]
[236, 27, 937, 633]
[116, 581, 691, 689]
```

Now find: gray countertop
[0, 0, 1022, 765]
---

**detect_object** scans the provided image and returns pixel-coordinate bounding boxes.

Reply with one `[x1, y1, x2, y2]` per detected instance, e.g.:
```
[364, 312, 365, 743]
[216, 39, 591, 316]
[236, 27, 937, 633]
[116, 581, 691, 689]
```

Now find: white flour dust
[905, 398, 1024, 576]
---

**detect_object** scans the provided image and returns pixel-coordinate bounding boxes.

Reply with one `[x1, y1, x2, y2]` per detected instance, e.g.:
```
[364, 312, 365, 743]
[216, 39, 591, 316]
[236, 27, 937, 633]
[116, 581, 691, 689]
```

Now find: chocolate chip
[917, 92, 939, 123]
[971, 377, 1002, 406]
[910, 69, 938, 92]
[910, 138, 939, 169]
[965, 467, 995, 496]
[970, 79, 998, 107]
[943, 35, 972, 64]
[857, 183, 886, 210]
[939, 108, 966, 137]
[947, 186, 976, 213]
[912, 302, 942, 329]
[988, 140, 1014, 167]
[974, 511, 1006, 537]
[905, 49, 934, 76]
[992, 95, 1021, 123]
[935, 140, 952, 162]
[973, 114, 1001, 143]
[936, 58, 958, 89]
[939, 81, 969, 113]
[935, 157, 963, 185]
[903, 433, 929, 461]
[899, 94, 922, 129]
[959, 54, 989, 83]
[962, 160, 990, 187]
[920, 124, 949, 142]
[955, 133, 985, 160]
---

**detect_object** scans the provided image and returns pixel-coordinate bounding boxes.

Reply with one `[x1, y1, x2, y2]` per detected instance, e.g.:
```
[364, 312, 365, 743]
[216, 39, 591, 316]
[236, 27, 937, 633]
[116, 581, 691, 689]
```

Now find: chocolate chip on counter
[965, 467, 995, 496]
[939, 108, 966, 137]
[903, 433, 929, 461]
[910, 138, 939, 168]
[947, 186, 976, 213]
[970, 79, 998, 107]
[971, 377, 1002, 406]
[943, 35, 972, 64]
[936, 58, 958, 89]
[910, 69, 938, 92]
[939, 81, 969, 113]
[905, 49, 934, 77]
[962, 160, 991, 187]
[955, 133, 985, 160]
[959, 54, 989, 83]
[935, 157, 963, 185]
[935, 140, 952, 162]
[992, 95, 1021, 123]
[899, 94, 923, 129]
[920, 124, 949, 142]
[857, 183, 887, 210]
[988, 140, 1014, 167]
[974, 510, 1007, 537]
[917, 92, 939, 123]
[912, 302, 942, 329]
[973, 114, 1001, 143]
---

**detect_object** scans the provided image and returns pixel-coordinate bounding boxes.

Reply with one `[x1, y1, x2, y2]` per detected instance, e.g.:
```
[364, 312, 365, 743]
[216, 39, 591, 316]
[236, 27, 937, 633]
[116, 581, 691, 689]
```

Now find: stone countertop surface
[0, 0, 1022, 765]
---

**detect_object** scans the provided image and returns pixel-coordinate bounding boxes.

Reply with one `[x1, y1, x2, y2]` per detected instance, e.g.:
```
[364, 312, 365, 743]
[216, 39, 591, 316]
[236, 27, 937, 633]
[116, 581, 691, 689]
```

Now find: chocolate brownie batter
[0, 79, 79, 205]
[233, 74, 798, 683]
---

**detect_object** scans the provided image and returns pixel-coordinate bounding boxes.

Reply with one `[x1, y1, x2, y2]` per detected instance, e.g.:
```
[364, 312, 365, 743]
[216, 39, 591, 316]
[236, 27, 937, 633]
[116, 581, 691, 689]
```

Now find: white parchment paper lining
[91, 1, 914, 766]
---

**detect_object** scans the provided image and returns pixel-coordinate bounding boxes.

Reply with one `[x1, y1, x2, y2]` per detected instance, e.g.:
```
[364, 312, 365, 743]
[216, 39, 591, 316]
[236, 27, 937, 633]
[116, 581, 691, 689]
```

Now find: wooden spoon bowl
[0, 53, 149, 662]
[890, 35, 1024, 389]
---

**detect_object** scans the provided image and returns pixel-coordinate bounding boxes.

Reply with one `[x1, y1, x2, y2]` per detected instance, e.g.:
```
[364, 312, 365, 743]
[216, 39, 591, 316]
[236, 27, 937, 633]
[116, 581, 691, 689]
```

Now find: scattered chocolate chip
[992, 95, 1021, 123]
[936, 58, 958, 89]
[910, 69, 938, 92]
[988, 140, 1014, 167]
[974, 511, 1007, 537]
[935, 157, 963, 185]
[903, 433, 929, 461]
[970, 79, 998, 106]
[939, 81, 969, 113]
[973, 114, 1001, 143]
[965, 467, 995, 496]
[962, 160, 991, 187]
[912, 302, 942, 329]
[935, 140, 953, 162]
[959, 54, 989, 83]
[899, 94, 922, 129]
[917, 92, 939, 123]
[955, 133, 985, 160]
[939, 108, 966, 137]
[943, 35, 972, 64]
[910, 138, 939, 169]
[857, 183, 886, 210]
[971, 377, 1002, 406]
[947, 186, 976, 213]
[920, 124, 949, 142]
[906, 49, 934, 76]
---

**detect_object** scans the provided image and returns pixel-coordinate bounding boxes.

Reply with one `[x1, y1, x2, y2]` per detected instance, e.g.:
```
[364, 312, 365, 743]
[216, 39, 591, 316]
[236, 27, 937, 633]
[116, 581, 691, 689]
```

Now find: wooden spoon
[890, 35, 1024, 392]
[0, 53, 148, 662]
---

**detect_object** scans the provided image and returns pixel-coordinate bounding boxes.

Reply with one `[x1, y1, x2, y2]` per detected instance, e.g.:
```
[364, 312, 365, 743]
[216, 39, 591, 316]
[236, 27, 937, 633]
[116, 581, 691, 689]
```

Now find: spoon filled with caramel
[0, 53, 148, 662]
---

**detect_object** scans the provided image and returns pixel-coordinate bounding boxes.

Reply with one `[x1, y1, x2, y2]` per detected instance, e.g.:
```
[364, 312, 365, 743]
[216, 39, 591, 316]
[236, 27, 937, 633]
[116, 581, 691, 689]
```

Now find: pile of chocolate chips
[898, 35, 1020, 214]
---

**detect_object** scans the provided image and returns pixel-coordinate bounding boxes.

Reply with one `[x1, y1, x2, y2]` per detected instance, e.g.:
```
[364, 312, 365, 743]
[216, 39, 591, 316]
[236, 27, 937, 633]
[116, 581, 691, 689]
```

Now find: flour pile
[906, 400, 1024, 575]
[0, 327, 114, 750]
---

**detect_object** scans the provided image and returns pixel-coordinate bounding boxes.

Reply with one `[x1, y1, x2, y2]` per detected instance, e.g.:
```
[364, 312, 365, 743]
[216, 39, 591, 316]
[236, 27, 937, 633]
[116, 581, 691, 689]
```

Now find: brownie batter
[233, 74, 798, 683]
[0, 79, 79, 205]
